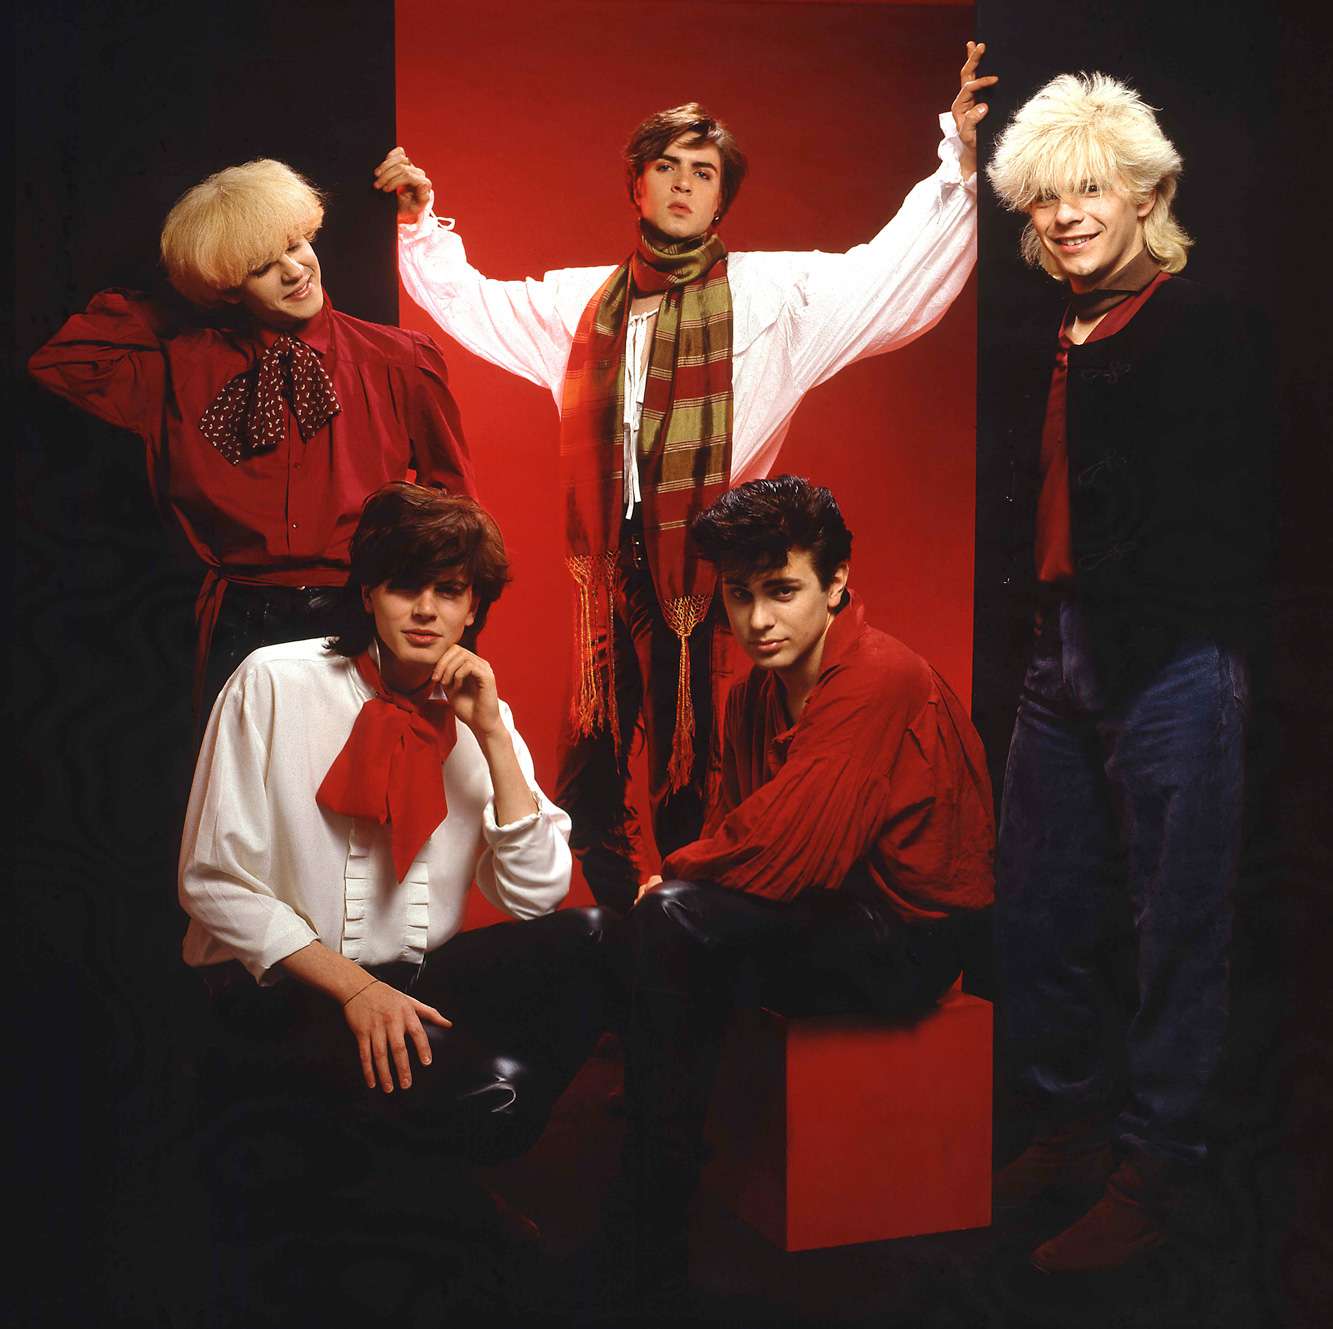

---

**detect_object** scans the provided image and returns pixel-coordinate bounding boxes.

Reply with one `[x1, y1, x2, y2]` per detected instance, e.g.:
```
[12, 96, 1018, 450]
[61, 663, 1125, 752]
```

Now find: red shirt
[664, 599, 995, 922]
[29, 290, 475, 588]
[1035, 270, 1171, 585]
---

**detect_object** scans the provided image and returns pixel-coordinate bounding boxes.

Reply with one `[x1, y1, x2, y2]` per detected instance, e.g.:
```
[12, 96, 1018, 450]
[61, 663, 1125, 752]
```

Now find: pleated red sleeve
[664, 604, 995, 921]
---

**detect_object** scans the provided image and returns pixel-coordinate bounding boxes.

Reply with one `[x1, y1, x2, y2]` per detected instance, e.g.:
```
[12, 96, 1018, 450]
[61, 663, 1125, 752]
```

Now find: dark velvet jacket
[984, 275, 1274, 689]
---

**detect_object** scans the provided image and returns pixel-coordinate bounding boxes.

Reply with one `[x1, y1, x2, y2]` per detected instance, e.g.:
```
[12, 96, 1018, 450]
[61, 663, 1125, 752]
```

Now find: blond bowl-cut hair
[159, 158, 326, 306]
[986, 72, 1192, 278]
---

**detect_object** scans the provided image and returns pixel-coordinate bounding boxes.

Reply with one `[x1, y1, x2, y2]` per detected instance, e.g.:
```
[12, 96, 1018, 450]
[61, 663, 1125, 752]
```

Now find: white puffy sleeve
[472, 701, 572, 920]
[744, 114, 977, 396]
[397, 200, 615, 403]
[178, 664, 320, 982]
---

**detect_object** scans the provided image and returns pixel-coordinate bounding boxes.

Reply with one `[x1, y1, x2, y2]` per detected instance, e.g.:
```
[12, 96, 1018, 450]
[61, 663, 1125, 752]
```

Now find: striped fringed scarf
[559, 225, 732, 790]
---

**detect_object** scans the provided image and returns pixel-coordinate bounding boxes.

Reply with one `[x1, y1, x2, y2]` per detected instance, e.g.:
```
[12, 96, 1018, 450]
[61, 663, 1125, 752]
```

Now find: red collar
[251, 292, 335, 355]
[815, 592, 865, 674]
[765, 592, 865, 742]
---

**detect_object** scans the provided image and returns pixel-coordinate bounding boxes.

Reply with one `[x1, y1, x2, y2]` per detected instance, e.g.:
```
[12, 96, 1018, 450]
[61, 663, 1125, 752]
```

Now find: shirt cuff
[397, 189, 457, 243]
[935, 111, 976, 190]
[482, 786, 547, 839]
[249, 920, 321, 986]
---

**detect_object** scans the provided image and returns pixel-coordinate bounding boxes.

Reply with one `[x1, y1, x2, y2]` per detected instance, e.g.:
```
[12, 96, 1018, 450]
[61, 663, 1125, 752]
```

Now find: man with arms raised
[985, 75, 1271, 1273]
[374, 44, 996, 914]
[618, 475, 995, 1301]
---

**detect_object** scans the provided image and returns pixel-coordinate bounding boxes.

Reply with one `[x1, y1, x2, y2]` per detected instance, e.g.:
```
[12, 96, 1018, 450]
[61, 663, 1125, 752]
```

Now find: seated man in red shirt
[29, 158, 474, 717]
[622, 475, 996, 1301]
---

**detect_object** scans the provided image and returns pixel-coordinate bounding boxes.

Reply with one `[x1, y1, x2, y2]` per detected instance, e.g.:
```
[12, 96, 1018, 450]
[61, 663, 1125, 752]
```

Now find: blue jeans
[996, 598, 1248, 1164]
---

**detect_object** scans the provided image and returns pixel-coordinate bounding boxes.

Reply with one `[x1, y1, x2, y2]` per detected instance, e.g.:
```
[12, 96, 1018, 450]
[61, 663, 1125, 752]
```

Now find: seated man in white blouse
[371, 43, 997, 917]
[179, 481, 612, 1179]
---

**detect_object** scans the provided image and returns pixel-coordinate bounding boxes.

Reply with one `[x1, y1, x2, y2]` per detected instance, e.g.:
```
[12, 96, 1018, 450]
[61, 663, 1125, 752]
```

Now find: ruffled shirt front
[178, 639, 571, 981]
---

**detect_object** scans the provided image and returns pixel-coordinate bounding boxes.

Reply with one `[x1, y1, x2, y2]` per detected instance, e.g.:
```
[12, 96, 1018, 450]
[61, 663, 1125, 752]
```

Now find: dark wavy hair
[624, 102, 748, 221]
[690, 475, 853, 588]
[326, 482, 510, 656]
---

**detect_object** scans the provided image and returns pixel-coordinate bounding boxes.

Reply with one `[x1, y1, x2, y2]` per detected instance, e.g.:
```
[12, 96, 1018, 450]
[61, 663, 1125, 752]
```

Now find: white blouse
[178, 639, 572, 982]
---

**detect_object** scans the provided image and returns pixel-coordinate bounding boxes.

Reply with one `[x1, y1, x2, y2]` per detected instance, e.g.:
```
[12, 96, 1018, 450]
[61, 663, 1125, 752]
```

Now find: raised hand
[373, 146, 433, 224]
[432, 643, 502, 738]
[952, 41, 999, 178]
[430, 643, 539, 826]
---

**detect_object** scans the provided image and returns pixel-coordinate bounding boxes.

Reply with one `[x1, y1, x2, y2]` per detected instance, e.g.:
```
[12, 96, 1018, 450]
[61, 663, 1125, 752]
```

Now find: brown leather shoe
[1030, 1157, 1167, 1273]
[993, 1119, 1115, 1212]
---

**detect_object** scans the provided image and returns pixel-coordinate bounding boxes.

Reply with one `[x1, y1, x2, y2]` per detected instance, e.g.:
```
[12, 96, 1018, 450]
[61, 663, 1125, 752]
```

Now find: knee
[420, 1024, 539, 1108]
[630, 879, 710, 950]
[543, 904, 620, 951]
[573, 904, 617, 944]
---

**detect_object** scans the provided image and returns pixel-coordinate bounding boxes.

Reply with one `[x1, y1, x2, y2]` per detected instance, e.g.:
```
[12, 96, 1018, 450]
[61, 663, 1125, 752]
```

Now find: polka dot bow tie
[199, 335, 341, 465]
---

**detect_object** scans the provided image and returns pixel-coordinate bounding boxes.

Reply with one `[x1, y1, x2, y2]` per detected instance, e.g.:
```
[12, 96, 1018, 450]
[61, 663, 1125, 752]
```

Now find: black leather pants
[198, 581, 343, 725]
[202, 906, 617, 1165]
[623, 878, 962, 1285]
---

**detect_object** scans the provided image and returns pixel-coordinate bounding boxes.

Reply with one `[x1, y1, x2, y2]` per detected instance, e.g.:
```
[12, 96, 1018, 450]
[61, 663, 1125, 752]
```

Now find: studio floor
[79, 1037, 1288, 1329]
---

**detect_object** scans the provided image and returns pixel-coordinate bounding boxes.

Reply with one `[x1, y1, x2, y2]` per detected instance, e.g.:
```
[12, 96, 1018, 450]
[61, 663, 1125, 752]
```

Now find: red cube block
[705, 988, 993, 1251]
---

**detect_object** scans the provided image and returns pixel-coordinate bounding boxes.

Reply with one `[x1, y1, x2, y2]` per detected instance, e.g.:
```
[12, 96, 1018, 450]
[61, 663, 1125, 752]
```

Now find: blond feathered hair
[987, 72, 1192, 277]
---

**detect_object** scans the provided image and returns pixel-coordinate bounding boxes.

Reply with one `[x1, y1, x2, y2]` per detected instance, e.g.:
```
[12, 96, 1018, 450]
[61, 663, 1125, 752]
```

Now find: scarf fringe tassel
[662, 593, 713, 792]
[566, 552, 621, 757]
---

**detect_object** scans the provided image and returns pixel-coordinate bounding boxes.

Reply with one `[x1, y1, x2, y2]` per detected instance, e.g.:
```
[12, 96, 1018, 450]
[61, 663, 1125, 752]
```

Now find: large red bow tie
[316, 651, 457, 882]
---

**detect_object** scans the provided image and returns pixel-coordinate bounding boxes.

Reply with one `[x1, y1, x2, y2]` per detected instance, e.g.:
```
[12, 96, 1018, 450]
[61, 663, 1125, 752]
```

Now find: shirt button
[291, 522, 299, 529]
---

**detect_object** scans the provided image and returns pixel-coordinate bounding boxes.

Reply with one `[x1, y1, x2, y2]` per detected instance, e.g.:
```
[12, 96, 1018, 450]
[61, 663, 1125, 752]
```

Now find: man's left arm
[771, 43, 995, 393]
[406, 332, 479, 498]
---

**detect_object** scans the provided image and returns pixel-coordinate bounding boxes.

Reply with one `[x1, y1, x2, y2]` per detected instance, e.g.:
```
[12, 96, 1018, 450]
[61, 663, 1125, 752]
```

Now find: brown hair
[327, 483, 510, 655]
[691, 475, 853, 588]
[624, 102, 748, 221]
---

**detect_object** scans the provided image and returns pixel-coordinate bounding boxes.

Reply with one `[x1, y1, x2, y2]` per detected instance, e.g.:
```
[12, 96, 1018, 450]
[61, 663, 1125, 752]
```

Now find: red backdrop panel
[396, 0, 977, 917]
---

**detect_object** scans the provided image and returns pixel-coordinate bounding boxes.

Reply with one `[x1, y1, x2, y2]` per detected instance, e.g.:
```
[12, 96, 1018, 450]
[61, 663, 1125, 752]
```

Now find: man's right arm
[375, 147, 612, 399]
[28, 290, 172, 441]
[278, 940, 451, 1094]
[180, 666, 449, 1094]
